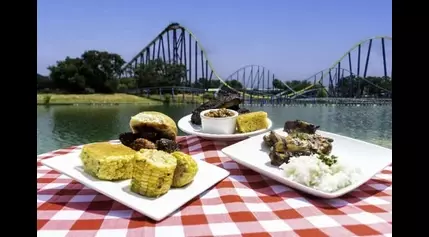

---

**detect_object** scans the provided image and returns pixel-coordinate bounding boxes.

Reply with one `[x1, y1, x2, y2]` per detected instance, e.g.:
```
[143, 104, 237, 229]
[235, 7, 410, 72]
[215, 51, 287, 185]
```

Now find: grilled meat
[129, 138, 157, 151]
[190, 94, 243, 125]
[284, 120, 320, 134]
[263, 131, 283, 147]
[156, 138, 180, 153]
[237, 108, 251, 114]
[263, 128, 334, 166]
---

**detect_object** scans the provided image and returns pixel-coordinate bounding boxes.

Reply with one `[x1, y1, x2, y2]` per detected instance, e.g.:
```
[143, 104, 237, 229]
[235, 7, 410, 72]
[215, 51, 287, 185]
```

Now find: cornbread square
[80, 142, 136, 180]
[236, 111, 268, 133]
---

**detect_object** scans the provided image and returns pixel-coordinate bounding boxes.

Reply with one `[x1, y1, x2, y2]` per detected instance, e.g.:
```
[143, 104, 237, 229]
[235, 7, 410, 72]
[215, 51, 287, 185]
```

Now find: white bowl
[200, 109, 239, 134]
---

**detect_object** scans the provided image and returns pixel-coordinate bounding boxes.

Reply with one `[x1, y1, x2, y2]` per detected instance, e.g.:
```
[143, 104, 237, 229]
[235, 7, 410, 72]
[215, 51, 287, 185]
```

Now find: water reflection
[37, 104, 392, 155]
[51, 106, 121, 148]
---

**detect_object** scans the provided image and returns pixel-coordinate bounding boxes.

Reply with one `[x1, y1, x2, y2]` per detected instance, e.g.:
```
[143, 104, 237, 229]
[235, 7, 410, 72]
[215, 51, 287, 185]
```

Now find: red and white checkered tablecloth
[37, 136, 392, 237]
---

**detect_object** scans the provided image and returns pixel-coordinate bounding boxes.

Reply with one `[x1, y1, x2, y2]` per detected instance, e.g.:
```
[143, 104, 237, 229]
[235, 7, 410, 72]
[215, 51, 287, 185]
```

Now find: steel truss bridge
[121, 23, 392, 99]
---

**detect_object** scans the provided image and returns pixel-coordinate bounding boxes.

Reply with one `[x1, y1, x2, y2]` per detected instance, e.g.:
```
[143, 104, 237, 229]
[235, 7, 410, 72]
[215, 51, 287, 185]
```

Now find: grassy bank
[148, 93, 204, 104]
[37, 93, 163, 105]
[37, 93, 207, 105]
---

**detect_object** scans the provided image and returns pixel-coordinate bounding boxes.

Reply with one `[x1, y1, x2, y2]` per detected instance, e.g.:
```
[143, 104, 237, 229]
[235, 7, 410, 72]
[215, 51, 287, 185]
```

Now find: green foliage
[84, 88, 95, 94]
[272, 76, 391, 98]
[163, 95, 171, 104]
[117, 84, 128, 93]
[42, 49, 391, 99]
[272, 79, 312, 91]
[119, 77, 138, 89]
[209, 79, 221, 88]
[133, 59, 187, 88]
[287, 80, 313, 91]
[47, 50, 125, 93]
[37, 74, 54, 90]
[334, 76, 391, 97]
[316, 88, 328, 98]
[225, 79, 243, 89]
[192, 78, 221, 88]
[272, 79, 284, 89]
[202, 92, 215, 100]
[43, 95, 51, 104]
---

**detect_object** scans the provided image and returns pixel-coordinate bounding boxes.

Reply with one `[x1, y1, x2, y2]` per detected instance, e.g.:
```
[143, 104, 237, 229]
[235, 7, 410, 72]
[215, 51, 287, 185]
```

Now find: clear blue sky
[37, 0, 392, 80]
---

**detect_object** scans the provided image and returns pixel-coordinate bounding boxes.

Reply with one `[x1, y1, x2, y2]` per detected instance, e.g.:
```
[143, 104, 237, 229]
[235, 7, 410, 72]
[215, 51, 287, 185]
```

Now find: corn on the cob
[170, 151, 199, 188]
[131, 149, 177, 198]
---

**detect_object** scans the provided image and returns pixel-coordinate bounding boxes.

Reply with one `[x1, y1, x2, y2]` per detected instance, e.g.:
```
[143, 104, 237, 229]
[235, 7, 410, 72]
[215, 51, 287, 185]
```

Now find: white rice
[279, 155, 362, 193]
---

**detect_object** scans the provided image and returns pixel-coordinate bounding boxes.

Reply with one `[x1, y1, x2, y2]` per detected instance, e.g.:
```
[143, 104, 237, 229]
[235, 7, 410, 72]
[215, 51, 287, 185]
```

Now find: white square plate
[41, 152, 229, 221]
[221, 128, 392, 198]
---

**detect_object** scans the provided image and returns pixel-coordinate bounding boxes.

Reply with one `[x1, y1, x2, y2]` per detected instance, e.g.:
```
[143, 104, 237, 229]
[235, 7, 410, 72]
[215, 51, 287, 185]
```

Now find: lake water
[37, 104, 392, 155]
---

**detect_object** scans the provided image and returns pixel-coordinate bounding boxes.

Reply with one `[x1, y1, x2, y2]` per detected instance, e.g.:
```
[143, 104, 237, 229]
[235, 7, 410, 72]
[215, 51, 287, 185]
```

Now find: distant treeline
[37, 49, 391, 98]
[37, 50, 233, 94]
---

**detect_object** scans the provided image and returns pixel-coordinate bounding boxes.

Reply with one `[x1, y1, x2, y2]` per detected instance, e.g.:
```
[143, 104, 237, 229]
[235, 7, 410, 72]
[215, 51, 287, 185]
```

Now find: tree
[133, 59, 187, 88]
[164, 62, 186, 86]
[192, 78, 221, 89]
[37, 74, 53, 90]
[80, 50, 125, 92]
[285, 80, 312, 91]
[316, 86, 328, 98]
[272, 79, 313, 91]
[47, 50, 126, 93]
[334, 76, 391, 97]
[225, 79, 243, 89]
[118, 77, 138, 92]
[272, 79, 285, 90]
[48, 57, 86, 92]
[192, 78, 208, 89]
[210, 79, 221, 88]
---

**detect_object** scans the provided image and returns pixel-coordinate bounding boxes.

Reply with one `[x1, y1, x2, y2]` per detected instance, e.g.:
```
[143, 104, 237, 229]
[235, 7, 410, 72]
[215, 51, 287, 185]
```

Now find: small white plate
[41, 151, 229, 221]
[178, 114, 273, 141]
[221, 128, 392, 198]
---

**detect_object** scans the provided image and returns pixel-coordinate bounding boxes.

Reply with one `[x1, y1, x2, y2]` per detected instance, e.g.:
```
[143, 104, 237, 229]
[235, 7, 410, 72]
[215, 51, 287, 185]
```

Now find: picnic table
[37, 136, 392, 237]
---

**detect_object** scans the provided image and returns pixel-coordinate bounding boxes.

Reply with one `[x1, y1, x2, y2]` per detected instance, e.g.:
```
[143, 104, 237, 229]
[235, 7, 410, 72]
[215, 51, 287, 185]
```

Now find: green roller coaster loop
[122, 23, 240, 93]
[123, 23, 391, 99]
[287, 36, 392, 97]
[123, 23, 279, 99]
[171, 24, 271, 99]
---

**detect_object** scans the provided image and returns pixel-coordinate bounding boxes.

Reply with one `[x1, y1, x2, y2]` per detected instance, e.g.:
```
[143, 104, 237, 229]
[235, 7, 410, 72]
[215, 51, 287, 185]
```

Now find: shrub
[119, 77, 137, 89]
[163, 95, 171, 104]
[43, 95, 51, 104]
[117, 84, 128, 93]
[316, 88, 328, 98]
[84, 88, 95, 94]
[202, 92, 215, 100]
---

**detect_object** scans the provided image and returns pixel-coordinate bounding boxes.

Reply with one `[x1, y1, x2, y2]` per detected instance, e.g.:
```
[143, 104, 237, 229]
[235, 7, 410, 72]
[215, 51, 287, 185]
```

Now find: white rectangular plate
[221, 128, 392, 199]
[41, 152, 229, 221]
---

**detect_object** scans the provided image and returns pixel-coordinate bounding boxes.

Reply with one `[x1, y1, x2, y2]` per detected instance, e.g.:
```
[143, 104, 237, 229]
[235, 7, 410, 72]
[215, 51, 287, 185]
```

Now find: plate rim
[178, 114, 273, 139]
[221, 128, 392, 198]
[40, 152, 230, 221]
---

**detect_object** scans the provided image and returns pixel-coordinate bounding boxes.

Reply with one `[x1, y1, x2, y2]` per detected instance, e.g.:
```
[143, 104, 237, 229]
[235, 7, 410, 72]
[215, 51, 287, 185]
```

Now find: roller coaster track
[224, 64, 296, 94]
[284, 67, 392, 99]
[286, 36, 392, 97]
[276, 67, 353, 98]
[122, 23, 391, 99]
[121, 22, 239, 92]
